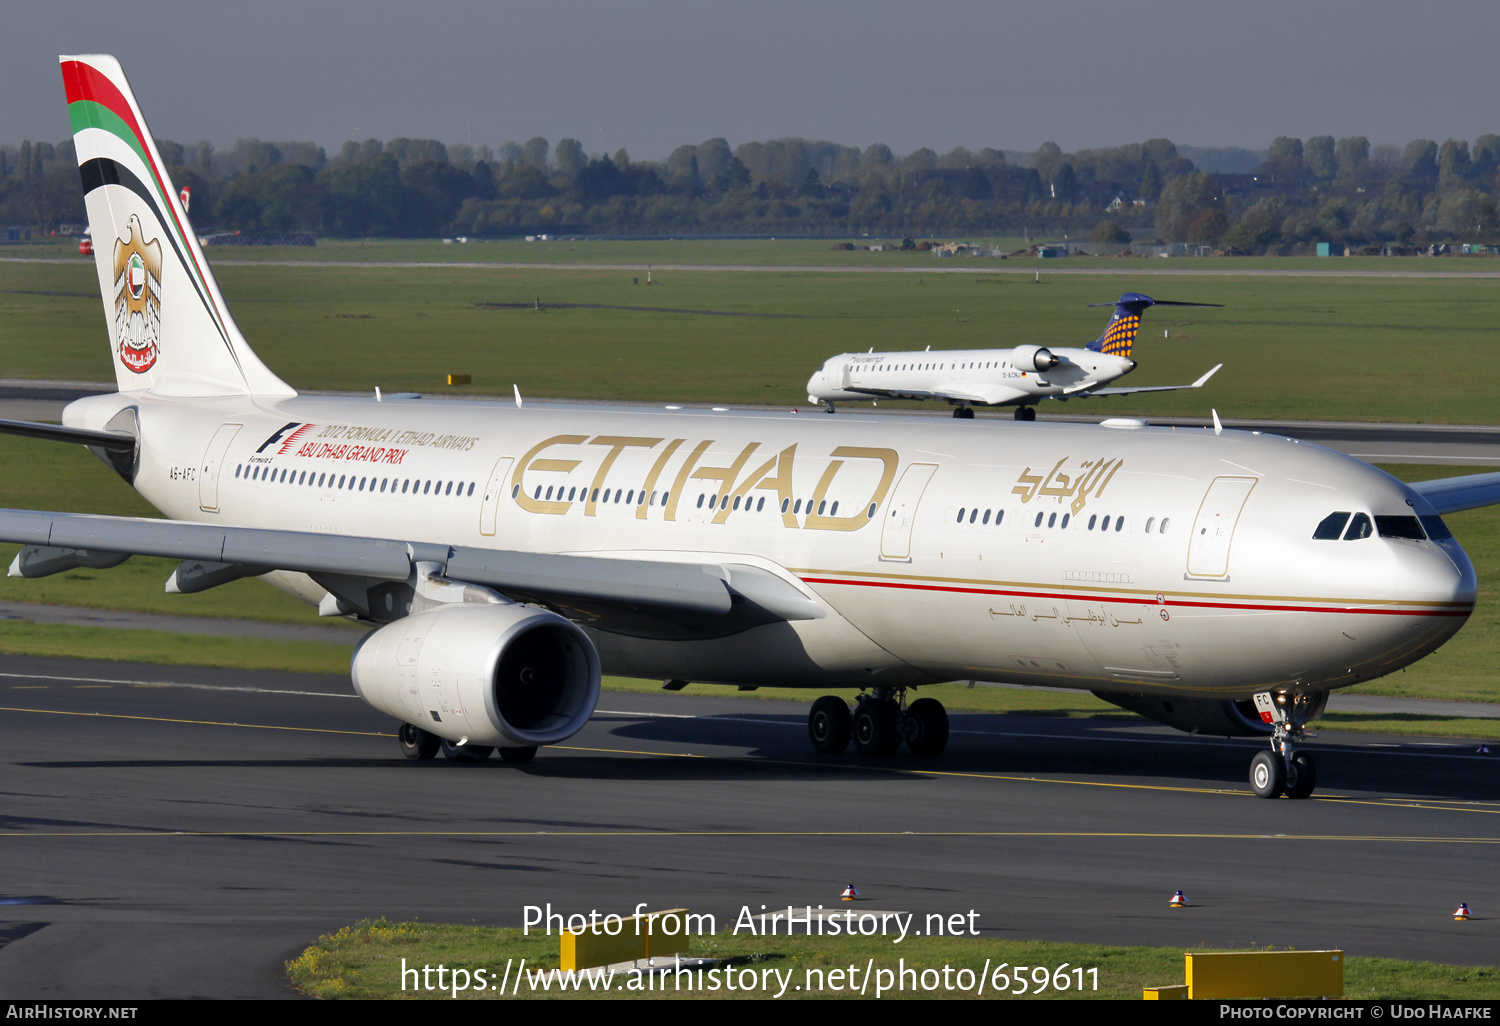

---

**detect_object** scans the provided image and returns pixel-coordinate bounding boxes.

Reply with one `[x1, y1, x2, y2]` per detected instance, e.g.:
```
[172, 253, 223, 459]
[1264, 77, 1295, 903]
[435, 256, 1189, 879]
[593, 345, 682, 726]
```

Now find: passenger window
[1313, 512, 1350, 540]
[732, 495, 741, 510]
[957, 507, 966, 522]
[757, 497, 766, 512]
[509, 483, 517, 498]
[995, 510, 1004, 525]
[968, 509, 977, 524]
[1375, 515, 1425, 541]
[1145, 517, 1155, 533]
[317, 473, 326, 487]
[1088, 514, 1096, 530]
[697, 494, 705, 508]
[567, 487, 576, 501]
[831, 501, 840, 516]
[982, 509, 990, 525]
[1159, 518, 1170, 534]
[235, 465, 242, 478]
[1115, 516, 1124, 532]
[782, 498, 790, 513]
[866, 502, 876, 518]
[1061, 513, 1070, 528]
[1047, 513, 1056, 528]
[545, 486, 553, 500]
[1034, 512, 1043, 527]
[817, 500, 826, 515]
[1344, 513, 1373, 540]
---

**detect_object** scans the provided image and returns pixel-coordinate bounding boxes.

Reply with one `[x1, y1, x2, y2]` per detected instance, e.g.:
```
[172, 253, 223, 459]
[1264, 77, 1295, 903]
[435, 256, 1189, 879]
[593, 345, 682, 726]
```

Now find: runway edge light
[1454, 903, 1471, 920]
[1170, 890, 1189, 907]
[841, 885, 860, 901]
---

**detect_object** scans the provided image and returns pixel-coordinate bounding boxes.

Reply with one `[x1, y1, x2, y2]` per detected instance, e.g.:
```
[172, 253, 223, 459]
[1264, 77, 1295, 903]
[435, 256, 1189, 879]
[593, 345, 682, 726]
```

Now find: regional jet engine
[1010, 345, 1059, 373]
[352, 604, 601, 747]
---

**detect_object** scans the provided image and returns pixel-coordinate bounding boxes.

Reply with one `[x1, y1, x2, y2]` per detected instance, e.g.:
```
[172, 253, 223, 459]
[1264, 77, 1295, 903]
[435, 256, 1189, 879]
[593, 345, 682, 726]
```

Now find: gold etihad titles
[511, 435, 898, 532]
[1012, 457, 1124, 515]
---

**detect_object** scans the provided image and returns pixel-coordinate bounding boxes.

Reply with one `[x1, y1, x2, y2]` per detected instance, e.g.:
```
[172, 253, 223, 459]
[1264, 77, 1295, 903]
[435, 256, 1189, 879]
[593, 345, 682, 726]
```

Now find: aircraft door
[479, 456, 515, 536]
[197, 423, 242, 512]
[880, 462, 938, 560]
[1186, 476, 1258, 578]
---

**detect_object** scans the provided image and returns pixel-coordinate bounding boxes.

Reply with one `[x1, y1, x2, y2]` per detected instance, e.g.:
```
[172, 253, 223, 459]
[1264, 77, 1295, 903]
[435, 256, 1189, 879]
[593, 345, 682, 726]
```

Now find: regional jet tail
[806, 292, 1222, 419]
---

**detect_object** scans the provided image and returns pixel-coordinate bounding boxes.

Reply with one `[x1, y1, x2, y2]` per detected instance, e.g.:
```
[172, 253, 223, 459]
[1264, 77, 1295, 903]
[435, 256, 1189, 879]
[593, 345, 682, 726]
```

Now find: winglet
[1192, 363, 1223, 388]
[1212, 409, 1223, 436]
[513, 384, 523, 408]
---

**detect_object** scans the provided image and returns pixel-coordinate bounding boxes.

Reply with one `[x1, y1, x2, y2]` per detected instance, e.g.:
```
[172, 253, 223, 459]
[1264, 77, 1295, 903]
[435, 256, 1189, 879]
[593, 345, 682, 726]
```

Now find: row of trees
[4, 131, 1500, 251]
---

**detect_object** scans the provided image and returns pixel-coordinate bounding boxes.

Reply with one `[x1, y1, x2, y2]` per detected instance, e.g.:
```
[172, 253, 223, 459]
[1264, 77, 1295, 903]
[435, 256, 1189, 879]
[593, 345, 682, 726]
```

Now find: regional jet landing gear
[824, 400, 837, 414]
[1248, 691, 1326, 798]
[397, 722, 536, 764]
[807, 688, 949, 756]
[1013, 406, 1036, 422]
[952, 406, 975, 419]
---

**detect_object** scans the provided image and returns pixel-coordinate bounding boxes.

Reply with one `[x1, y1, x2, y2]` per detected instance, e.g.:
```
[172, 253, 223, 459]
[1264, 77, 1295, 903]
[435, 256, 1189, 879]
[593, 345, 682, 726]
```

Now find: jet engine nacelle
[1093, 691, 1272, 737]
[352, 603, 601, 747]
[1011, 345, 1059, 373]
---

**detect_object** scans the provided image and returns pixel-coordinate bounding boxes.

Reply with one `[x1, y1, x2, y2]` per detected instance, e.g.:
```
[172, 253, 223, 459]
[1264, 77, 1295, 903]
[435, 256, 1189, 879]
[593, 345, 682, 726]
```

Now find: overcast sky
[6, 1, 1499, 160]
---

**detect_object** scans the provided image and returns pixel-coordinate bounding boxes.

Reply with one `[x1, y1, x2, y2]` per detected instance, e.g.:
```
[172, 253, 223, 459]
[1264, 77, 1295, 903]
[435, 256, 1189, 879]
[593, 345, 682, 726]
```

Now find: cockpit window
[1343, 512, 1373, 540]
[1375, 515, 1426, 541]
[1419, 515, 1453, 541]
[1313, 512, 1350, 540]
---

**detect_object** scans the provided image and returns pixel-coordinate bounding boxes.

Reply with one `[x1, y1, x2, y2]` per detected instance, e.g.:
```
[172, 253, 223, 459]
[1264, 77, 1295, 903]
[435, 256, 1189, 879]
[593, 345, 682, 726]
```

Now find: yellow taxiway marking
[0, 830, 1496, 844]
[0, 705, 387, 738]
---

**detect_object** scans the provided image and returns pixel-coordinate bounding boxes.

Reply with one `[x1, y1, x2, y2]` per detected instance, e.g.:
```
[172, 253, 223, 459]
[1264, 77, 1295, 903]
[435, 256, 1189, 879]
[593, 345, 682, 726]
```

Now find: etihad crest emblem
[112, 215, 162, 374]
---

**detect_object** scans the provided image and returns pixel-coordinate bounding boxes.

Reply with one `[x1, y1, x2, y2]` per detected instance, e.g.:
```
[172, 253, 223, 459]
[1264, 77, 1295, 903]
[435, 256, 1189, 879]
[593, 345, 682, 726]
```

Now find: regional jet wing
[0, 509, 824, 639]
[842, 383, 1030, 406]
[1408, 473, 1500, 514]
[1075, 363, 1223, 398]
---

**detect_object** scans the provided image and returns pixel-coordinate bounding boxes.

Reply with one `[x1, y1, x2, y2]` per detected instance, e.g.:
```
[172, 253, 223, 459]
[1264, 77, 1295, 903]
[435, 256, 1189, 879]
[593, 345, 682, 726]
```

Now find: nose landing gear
[1249, 691, 1325, 798]
[806, 688, 949, 756]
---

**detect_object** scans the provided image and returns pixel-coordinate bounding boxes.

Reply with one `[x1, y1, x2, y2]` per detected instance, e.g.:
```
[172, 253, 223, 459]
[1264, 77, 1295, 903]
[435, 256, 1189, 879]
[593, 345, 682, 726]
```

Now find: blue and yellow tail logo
[1097, 312, 1141, 356]
[1085, 292, 1220, 356]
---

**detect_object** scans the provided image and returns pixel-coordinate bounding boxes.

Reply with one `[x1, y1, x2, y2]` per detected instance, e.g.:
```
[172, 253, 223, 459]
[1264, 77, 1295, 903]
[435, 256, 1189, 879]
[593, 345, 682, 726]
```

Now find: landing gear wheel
[1250, 750, 1285, 798]
[904, 698, 949, 756]
[808, 696, 852, 753]
[499, 746, 538, 764]
[441, 739, 494, 762]
[398, 722, 440, 760]
[953, 407, 974, 419]
[1284, 752, 1317, 799]
[1014, 407, 1036, 422]
[853, 698, 901, 755]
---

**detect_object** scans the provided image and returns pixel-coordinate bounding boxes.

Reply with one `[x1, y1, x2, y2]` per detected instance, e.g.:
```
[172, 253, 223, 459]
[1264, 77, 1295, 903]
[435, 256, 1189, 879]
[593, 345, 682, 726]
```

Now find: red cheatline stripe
[798, 576, 1472, 618]
[60, 59, 230, 345]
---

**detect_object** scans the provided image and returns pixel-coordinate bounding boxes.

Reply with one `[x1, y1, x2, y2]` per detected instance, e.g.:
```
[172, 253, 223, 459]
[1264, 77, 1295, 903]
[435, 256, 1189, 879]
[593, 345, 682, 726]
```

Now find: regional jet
[5, 55, 1498, 799]
[806, 293, 1222, 419]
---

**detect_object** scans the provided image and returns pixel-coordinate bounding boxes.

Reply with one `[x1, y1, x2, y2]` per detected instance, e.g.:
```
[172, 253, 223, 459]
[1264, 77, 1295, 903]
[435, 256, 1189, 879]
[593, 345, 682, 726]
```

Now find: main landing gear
[952, 406, 975, 419]
[808, 688, 949, 756]
[1248, 691, 1324, 798]
[1013, 406, 1036, 422]
[397, 722, 537, 764]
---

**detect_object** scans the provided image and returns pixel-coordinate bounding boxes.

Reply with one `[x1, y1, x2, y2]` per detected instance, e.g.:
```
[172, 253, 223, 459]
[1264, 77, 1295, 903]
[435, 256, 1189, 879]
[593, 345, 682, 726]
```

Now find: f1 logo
[256, 422, 303, 453]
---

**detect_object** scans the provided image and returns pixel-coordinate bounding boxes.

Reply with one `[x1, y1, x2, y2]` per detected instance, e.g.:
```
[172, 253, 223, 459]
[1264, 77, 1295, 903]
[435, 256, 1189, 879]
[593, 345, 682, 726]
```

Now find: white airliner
[6, 55, 1498, 799]
[806, 293, 1222, 419]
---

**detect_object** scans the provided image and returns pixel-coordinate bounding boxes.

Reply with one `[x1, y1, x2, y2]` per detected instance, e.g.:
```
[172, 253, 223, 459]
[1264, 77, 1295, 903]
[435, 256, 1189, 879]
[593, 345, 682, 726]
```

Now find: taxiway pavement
[0, 656, 1495, 998]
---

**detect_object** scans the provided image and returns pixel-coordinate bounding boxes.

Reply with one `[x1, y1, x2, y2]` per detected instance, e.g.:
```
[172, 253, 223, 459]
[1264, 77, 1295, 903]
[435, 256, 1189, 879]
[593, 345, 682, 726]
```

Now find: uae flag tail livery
[60, 55, 293, 399]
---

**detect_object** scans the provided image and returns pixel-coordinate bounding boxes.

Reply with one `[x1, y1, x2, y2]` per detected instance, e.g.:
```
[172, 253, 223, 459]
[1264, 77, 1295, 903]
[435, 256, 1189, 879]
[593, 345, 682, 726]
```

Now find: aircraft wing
[842, 383, 1029, 406]
[0, 508, 824, 640]
[1408, 473, 1500, 514]
[1074, 363, 1223, 398]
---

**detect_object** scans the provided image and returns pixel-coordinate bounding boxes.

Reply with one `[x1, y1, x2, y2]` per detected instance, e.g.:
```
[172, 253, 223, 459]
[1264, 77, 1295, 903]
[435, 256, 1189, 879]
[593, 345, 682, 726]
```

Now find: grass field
[283, 918, 1500, 1000]
[7, 240, 1500, 421]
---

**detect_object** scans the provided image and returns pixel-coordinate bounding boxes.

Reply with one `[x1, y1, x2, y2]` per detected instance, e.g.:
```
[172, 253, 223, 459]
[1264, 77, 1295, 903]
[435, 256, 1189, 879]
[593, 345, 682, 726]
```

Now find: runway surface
[0, 655, 1495, 999]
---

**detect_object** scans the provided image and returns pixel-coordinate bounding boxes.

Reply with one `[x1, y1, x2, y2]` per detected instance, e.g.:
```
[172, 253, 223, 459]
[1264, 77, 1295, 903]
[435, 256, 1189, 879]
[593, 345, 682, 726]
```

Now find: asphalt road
[0, 655, 1495, 999]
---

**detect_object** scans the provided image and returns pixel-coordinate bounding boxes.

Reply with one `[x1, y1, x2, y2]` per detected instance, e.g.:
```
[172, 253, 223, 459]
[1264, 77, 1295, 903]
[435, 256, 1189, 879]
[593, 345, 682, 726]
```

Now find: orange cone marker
[1454, 903, 1471, 921]
[840, 884, 860, 901]
[1170, 890, 1189, 907]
